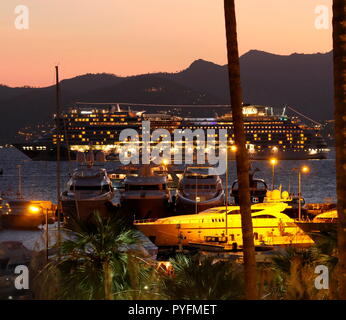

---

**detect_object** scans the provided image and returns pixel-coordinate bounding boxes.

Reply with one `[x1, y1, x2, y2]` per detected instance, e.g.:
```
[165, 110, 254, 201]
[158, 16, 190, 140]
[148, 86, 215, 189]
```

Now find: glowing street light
[298, 165, 310, 221]
[28, 205, 40, 214]
[301, 165, 310, 173]
[29, 204, 49, 262]
[270, 158, 278, 190]
[292, 165, 310, 220]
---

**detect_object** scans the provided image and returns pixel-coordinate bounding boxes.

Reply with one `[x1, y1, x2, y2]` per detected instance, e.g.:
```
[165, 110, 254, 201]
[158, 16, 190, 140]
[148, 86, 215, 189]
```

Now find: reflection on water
[0, 147, 336, 205]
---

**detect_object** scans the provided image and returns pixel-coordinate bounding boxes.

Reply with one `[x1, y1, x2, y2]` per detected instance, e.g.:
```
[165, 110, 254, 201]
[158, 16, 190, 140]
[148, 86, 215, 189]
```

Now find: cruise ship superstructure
[13, 104, 329, 161]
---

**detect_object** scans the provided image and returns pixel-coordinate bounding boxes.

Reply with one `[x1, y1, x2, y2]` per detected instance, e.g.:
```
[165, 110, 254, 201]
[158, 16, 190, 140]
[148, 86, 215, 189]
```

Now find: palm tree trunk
[224, 0, 257, 300]
[103, 261, 113, 300]
[332, 0, 346, 299]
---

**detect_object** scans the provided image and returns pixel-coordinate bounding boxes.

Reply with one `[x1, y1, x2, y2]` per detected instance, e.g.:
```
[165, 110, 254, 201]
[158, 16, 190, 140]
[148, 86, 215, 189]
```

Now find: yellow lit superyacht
[134, 202, 314, 249]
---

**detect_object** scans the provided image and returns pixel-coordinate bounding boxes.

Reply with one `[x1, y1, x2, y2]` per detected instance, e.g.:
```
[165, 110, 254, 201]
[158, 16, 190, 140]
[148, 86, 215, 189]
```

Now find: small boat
[296, 210, 338, 234]
[134, 202, 314, 249]
[61, 152, 115, 222]
[1, 200, 56, 229]
[120, 165, 170, 220]
[305, 203, 336, 215]
[175, 166, 225, 214]
[312, 210, 338, 223]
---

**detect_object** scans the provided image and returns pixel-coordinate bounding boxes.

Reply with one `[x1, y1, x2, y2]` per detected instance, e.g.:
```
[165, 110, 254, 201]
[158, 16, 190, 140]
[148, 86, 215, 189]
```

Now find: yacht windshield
[71, 185, 111, 191]
[125, 184, 166, 191]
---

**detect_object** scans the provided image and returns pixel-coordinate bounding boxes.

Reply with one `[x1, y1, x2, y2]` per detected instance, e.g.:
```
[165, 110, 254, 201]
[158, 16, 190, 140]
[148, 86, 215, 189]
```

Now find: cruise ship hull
[228, 150, 329, 160]
[13, 144, 328, 161]
[12, 143, 74, 161]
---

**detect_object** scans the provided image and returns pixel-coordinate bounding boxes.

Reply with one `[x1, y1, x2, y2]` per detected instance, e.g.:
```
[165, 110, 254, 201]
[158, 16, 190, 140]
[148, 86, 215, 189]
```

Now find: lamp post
[270, 158, 278, 190]
[292, 166, 310, 221]
[29, 205, 49, 262]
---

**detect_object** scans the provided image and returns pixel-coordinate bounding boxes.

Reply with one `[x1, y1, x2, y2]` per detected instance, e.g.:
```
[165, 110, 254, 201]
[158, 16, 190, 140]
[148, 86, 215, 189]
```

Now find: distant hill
[0, 50, 334, 143]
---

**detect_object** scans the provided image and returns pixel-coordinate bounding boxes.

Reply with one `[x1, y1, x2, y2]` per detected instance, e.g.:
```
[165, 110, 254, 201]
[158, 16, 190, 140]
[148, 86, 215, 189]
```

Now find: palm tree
[160, 254, 244, 300]
[224, 0, 257, 299]
[33, 212, 151, 300]
[266, 245, 337, 300]
[332, 0, 346, 299]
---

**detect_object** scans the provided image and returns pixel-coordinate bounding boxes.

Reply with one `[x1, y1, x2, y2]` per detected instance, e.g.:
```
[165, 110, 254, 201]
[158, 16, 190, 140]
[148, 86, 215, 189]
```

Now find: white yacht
[134, 202, 314, 249]
[175, 166, 225, 214]
[61, 152, 115, 222]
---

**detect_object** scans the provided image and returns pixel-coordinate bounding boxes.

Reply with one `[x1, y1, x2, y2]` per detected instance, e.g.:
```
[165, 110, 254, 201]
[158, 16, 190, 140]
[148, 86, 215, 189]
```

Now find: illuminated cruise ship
[181, 105, 329, 160]
[13, 104, 329, 161]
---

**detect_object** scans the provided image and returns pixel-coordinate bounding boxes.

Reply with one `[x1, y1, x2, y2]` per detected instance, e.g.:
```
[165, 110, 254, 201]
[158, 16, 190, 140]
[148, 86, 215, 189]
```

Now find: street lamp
[161, 158, 169, 166]
[29, 205, 49, 262]
[292, 166, 310, 221]
[270, 158, 278, 190]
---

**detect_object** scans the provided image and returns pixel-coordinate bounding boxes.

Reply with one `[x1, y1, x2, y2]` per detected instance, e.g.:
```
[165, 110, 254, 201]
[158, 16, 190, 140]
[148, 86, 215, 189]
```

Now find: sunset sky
[1, 0, 332, 87]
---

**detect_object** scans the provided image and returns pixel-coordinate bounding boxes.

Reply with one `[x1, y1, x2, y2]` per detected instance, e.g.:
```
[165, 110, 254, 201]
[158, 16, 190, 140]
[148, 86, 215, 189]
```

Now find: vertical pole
[271, 164, 275, 190]
[195, 175, 198, 214]
[225, 147, 228, 235]
[45, 208, 49, 263]
[17, 164, 22, 199]
[298, 171, 301, 221]
[55, 66, 61, 253]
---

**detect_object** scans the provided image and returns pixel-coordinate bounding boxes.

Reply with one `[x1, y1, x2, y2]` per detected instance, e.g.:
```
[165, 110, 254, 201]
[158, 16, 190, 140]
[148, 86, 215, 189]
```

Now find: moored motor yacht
[61, 152, 115, 222]
[120, 165, 170, 219]
[230, 168, 268, 204]
[1, 200, 56, 229]
[175, 166, 225, 214]
[295, 210, 338, 235]
[134, 202, 314, 249]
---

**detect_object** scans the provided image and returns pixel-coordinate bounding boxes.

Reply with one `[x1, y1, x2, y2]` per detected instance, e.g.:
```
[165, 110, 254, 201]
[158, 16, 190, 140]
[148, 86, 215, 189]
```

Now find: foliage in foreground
[159, 254, 244, 300]
[31, 217, 342, 300]
[33, 212, 162, 300]
[258, 232, 339, 300]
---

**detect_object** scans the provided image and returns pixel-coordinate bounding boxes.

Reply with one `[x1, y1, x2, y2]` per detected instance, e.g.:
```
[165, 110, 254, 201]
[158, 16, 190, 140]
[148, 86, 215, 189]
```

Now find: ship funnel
[76, 152, 86, 163]
[95, 151, 106, 162]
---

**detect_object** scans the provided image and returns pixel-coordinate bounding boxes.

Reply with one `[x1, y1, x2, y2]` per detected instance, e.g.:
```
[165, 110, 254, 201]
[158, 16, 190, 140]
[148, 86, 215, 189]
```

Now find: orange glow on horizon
[1, 0, 332, 87]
